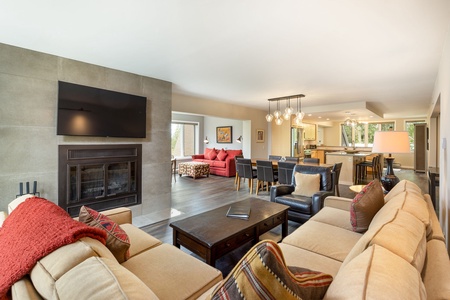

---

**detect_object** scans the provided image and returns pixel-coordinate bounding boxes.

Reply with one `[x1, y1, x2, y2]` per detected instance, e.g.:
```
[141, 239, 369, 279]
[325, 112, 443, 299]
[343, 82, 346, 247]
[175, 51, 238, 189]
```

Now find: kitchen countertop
[326, 151, 371, 157]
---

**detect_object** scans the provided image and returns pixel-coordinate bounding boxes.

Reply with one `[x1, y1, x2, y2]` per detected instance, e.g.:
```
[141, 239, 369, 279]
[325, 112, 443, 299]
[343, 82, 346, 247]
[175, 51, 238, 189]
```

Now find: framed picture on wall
[216, 126, 232, 143]
[256, 129, 264, 143]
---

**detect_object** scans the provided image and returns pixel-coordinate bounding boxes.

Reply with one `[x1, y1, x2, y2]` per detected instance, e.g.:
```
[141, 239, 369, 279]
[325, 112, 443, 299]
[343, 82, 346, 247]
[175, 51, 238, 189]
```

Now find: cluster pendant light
[266, 94, 305, 126]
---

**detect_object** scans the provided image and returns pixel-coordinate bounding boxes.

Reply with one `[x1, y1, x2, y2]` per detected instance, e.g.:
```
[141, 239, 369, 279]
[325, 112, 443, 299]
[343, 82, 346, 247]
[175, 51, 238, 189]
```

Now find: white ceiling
[1, 0, 450, 123]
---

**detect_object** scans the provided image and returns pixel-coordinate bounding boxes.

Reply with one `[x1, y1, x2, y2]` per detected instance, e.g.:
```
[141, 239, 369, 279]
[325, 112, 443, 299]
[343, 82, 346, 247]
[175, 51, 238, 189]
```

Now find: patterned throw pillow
[217, 149, 228, 161]
[210, 240, 333, 300]
[350, 179, 385, 233]
[79, 206, 130, 263]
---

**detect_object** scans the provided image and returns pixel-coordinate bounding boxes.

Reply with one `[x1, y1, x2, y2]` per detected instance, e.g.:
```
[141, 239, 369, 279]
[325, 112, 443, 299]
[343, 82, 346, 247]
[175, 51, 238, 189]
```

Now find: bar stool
[355, 155, 380, 184]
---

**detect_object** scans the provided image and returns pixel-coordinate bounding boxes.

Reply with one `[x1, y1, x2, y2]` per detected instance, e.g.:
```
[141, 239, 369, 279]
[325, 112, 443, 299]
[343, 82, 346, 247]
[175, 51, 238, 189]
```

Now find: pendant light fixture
[266, 94, 305, 126]
[265, 101, 273, 122]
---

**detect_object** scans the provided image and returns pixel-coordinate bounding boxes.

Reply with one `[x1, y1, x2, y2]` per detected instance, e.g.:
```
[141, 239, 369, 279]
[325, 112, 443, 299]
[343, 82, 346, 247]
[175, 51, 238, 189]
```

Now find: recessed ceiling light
[326, 118, 330, 121]
[318, 116, 322, 119]
[308, 114, 312, 117]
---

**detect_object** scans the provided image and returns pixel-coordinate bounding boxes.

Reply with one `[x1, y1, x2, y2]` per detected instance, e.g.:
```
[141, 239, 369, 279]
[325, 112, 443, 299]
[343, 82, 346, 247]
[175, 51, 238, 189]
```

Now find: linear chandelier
[266, 94, 305, 126]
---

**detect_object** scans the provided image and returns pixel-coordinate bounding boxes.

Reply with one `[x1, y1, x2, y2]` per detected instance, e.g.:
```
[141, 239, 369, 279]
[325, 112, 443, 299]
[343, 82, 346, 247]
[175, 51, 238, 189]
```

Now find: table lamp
[371, 131, 410, 191]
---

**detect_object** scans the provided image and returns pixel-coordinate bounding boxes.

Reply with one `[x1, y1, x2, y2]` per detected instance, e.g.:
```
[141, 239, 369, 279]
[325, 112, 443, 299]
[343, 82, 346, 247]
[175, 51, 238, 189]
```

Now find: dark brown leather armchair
[270, 164, 335, 224]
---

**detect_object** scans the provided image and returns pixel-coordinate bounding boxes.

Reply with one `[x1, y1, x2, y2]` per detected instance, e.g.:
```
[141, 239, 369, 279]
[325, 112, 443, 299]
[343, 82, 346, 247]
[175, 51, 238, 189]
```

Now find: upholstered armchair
[270, 164, 335, 224]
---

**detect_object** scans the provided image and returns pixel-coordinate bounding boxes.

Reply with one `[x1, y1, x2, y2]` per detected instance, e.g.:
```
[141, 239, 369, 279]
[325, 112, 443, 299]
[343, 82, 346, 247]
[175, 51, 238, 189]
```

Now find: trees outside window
[405, 120, 426, 151]
[341, 121, 395, 147]
[171, 123, 197, 158]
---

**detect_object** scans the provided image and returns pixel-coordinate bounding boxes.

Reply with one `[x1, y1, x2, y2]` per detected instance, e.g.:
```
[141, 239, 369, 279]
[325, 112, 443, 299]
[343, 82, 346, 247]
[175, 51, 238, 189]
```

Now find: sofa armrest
[101, 207, 132, 225]
[324, 196, 353, 211]
[192, 154, 205, 159]
[0, 211, 7, 227]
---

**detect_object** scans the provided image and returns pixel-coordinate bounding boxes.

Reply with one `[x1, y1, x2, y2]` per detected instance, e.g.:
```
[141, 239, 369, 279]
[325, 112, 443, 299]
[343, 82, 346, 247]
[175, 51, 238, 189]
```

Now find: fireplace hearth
[58, 144, 142, 216]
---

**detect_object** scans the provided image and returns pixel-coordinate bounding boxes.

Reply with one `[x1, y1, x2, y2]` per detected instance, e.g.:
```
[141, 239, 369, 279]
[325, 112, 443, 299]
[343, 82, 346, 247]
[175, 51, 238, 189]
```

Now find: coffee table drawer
[215, 228, 255, 257]
[258, 211, 286, 233]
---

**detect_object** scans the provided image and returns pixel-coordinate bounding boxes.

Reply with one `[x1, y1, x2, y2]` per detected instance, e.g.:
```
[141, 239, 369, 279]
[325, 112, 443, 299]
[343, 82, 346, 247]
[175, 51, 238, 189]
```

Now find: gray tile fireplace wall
[0, 43, 172, 218]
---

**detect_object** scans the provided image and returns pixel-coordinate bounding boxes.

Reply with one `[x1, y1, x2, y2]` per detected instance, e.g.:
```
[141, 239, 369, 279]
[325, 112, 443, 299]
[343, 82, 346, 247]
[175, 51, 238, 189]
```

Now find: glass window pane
[183, 124, 196, 156]
[341, 124, 352, 146]
[405, 120, 426, 151]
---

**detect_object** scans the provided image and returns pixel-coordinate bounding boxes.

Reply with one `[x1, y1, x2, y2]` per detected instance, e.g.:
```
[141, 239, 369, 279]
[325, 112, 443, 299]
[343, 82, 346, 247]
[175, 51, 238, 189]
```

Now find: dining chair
[234, 155, 244, 186]
[332, 162, 343, 196]
[268, 155, 282, 161]
[256, 160, 278, 195]
[284, 156, 300, 163]
[277, 161, 297, 185]
[236, 158, 257, 194]
[303, 158, 320, 164]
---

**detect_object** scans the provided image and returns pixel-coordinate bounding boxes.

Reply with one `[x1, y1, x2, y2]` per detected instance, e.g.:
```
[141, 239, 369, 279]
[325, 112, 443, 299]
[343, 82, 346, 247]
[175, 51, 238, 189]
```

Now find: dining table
[250, 158, 333, 168]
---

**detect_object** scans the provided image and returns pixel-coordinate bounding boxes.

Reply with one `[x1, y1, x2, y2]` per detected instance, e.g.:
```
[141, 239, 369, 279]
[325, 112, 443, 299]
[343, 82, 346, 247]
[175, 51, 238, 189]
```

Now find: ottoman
[178, 162, 210, 179]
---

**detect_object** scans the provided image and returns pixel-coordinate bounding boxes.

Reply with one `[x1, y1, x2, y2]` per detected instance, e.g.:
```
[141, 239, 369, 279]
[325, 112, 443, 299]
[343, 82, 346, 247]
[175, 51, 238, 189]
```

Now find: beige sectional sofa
[1, 205, 222, 299]
[276, 180, 450, 299]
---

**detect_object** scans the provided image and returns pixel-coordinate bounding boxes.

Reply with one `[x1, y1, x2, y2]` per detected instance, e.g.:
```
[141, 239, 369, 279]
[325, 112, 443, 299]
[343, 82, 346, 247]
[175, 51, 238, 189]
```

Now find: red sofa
[192, 148, 243, 177]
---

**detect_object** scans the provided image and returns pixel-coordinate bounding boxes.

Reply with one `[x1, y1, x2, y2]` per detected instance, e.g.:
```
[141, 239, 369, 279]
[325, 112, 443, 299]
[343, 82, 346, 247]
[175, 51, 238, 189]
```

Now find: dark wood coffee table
[169, 198, 289, 267]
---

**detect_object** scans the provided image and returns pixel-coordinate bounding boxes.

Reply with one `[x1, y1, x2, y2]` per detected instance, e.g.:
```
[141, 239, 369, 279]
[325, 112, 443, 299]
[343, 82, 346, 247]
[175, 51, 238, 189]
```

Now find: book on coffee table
[226, 203, 251, 220]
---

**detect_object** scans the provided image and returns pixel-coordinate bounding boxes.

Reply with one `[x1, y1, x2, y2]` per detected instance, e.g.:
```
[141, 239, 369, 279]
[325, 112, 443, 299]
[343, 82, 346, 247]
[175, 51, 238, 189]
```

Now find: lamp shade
[372, 131, 410, 154]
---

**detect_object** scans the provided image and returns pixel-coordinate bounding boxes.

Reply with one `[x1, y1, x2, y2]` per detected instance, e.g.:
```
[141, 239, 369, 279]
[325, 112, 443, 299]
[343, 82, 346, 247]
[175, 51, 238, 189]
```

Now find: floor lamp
[371, 131, 410, 192]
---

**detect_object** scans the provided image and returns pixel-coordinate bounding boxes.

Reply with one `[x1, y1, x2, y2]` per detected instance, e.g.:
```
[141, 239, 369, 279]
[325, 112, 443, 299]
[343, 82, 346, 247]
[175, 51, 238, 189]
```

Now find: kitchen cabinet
[311, 150, 325, 164]
[303, 123, 316, 141]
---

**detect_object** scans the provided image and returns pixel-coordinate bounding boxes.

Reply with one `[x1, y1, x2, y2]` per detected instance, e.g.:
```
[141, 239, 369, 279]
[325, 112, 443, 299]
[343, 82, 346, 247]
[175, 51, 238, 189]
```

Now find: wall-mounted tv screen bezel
[57, 81, 147, 138]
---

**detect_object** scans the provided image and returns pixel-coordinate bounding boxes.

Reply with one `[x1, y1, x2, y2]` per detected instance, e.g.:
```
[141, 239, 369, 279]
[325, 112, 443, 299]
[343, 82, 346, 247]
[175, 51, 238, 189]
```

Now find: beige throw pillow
[292, 173, 321, 197]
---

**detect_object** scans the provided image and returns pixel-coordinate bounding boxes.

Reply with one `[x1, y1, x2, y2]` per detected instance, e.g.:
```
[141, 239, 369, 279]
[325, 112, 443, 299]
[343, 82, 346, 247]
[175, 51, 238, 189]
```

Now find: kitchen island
[326, 152, 370, 185]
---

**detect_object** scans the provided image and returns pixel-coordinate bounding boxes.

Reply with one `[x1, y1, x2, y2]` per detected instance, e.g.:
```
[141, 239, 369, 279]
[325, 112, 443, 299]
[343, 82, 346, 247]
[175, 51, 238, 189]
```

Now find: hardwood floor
[140, 169, 429, 246]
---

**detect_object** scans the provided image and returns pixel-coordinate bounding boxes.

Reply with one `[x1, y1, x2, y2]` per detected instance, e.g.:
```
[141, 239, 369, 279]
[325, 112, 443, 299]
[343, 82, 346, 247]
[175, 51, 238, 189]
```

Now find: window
[341, 121, 395, 147]
[405, 120, 426, 151]
[171, 123, 197, 158]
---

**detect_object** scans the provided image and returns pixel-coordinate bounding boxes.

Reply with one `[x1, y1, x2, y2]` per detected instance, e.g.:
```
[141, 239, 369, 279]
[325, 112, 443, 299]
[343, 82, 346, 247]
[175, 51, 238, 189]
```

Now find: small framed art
[256, 129, 264, 143]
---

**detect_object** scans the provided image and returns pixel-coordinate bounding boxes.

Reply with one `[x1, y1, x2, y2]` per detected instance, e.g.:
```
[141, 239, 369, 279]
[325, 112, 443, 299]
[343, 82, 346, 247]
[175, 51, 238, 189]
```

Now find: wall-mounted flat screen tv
[57, 81, 147, 138]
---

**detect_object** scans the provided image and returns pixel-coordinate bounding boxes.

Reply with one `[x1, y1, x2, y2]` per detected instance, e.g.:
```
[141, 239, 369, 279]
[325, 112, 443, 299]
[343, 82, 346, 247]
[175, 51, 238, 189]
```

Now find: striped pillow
[210, 240, 332, 299]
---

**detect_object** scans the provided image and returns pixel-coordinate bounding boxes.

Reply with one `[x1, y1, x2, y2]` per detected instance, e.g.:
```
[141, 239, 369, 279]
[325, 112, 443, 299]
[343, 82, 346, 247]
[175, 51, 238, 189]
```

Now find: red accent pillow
[79, 206, 130, 263]
[217, 149, 228, 161]
[206, 148, 217, 160]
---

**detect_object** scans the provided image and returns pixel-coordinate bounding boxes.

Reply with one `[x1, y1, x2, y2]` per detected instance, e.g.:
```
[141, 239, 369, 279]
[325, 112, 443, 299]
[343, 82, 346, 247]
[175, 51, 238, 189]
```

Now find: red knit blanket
[0, 197, 107, 298]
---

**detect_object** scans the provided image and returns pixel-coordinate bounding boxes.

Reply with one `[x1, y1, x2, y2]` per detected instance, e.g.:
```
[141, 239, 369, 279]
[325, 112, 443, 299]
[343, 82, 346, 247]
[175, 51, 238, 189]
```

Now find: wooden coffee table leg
[173, 230, 180, 248]
[281, 212, 288, 238]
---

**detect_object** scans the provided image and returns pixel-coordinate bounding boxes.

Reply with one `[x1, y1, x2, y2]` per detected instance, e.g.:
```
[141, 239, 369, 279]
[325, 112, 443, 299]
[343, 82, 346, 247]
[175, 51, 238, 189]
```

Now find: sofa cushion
[422, 240, 450, 300]
[342, 209, 427, 273]
[122, 243, 222, 300]
[384, 179, 423, 202]
[210, 240, 332, 300]
[350, 179, 385, 233]
[120, 223, 162, 258]
[217, 149, 228, 161]
[324, 245, 426, 299]
[282, 220, 362, 262]
[292, 172, 320, 197]
[311, 206, 354, 231]
[278, 243, 342, 278]
[79, 206, 130, 263]
[55, 257, 158, 299]
[30, 238, 113, 299]
[370, 190, 431, 239]
[209, 160, 227, 168]
[205, 148, 217, 160]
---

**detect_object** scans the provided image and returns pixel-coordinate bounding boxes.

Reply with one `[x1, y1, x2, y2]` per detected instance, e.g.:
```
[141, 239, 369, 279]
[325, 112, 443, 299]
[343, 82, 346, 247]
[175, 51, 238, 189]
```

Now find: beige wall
[172, 93, 269, 159]
[0, 43, 172, 217]
[430, 25, 450, 250]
